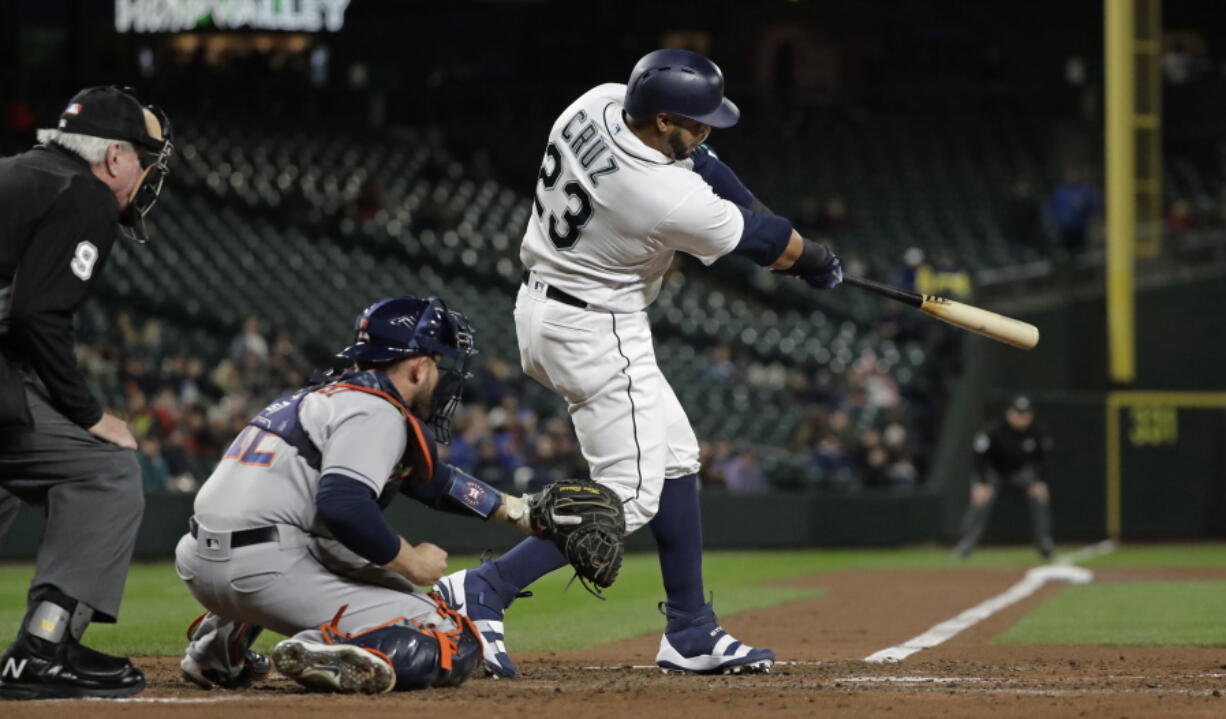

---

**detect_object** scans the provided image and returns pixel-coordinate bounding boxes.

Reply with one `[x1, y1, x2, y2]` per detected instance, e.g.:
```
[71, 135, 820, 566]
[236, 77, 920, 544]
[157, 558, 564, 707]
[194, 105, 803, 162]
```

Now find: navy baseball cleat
[434, 563, 525, 678]
[654, 602, 775, 675]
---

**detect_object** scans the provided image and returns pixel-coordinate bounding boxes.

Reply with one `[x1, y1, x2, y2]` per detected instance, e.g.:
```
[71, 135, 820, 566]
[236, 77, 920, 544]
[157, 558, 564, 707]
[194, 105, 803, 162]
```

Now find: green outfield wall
[952, 271, 1226, 543]
[0, 490, 946, 559]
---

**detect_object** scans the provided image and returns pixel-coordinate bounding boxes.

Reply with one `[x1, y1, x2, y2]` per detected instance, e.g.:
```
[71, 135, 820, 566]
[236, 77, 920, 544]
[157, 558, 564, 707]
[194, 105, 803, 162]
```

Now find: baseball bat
[842, 275, 1040, 350]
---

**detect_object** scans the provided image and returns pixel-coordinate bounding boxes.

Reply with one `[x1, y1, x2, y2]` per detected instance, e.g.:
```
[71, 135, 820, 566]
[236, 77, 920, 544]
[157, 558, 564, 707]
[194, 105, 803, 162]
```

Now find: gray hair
[36, 129, 132, 165]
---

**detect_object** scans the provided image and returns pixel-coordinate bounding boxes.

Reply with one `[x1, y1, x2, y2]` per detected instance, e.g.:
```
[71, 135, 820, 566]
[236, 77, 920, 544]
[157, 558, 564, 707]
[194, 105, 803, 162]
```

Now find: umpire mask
[119, 104, 174, 244]
[55, 86, 173, 243]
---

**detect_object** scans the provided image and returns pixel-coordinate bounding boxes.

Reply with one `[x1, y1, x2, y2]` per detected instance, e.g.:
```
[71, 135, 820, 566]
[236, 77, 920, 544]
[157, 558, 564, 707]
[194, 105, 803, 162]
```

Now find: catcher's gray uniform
[175, 385, 455, 675]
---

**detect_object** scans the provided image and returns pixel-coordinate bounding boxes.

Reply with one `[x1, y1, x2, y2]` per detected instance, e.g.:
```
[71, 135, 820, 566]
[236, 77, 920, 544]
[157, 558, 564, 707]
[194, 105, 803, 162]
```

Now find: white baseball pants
[515, 276, 700, 533]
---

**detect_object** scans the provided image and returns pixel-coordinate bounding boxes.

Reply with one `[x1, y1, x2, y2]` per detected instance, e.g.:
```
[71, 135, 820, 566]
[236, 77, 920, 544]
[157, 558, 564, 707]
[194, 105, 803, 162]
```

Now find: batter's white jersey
[515, 84, 749, 531]
[520, 83, 745, 312]
[192, 388, 407, 532]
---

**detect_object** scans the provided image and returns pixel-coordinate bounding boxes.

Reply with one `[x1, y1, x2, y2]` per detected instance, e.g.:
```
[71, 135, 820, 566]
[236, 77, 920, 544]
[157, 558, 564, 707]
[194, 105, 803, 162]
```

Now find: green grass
[3, 543, 1224, 656]
[0, 546, 1037, 657]
[994, 580, 1226, 647]
[1080, 543, 1226, 569]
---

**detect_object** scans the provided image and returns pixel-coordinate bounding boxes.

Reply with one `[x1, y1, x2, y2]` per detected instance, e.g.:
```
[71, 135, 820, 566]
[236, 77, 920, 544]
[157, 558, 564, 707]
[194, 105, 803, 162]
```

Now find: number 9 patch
[70, 240, 98, 281]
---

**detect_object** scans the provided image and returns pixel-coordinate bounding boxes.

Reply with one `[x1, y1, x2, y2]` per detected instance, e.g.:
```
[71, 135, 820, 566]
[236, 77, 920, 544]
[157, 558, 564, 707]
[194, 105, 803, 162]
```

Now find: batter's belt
[522, 268, 588, 309]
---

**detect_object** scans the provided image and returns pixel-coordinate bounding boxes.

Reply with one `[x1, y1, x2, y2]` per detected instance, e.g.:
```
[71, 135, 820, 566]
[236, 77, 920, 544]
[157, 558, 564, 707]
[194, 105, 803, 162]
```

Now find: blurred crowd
[74, 302, 937, 495]
[72, 310, 592, 495]
[76, 313, 313, 493]
[696, 341, 928, 493]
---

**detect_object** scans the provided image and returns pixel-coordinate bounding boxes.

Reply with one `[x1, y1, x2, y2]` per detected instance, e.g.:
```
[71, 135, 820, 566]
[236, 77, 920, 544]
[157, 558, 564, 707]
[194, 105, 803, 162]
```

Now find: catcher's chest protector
[248, 370, 432, 480]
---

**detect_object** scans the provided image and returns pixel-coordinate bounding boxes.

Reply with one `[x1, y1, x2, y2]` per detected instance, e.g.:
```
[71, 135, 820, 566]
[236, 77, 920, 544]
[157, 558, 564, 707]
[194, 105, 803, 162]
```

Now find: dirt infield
[9, 567, 1225, 718]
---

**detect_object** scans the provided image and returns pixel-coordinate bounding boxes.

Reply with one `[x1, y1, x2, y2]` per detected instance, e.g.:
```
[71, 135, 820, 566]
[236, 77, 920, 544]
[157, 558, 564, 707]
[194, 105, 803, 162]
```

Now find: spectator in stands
[473, 438, 511, 490]
[229, 316, 269, 362]
[851, 352, 900, 411]
[525, 434, 567, 488]
[178, 356, 224, 406]
[722, 448, 768, 494]
[137, 437, 171, 492]
[812, 432, 852, 481]
[706, 344, 738, 381]
[1046, 168, 1101, 255]
[125, 386, 155, 439]
[882, 421, 919, 486]
[916, 254, 972, 301]
[899, 247, 925, 290]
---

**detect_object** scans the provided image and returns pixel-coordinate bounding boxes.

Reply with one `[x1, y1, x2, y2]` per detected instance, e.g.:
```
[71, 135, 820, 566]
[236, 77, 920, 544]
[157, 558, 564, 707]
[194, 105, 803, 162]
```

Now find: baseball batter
[435, 49, 843, 676]
[174, 296, 608, 694]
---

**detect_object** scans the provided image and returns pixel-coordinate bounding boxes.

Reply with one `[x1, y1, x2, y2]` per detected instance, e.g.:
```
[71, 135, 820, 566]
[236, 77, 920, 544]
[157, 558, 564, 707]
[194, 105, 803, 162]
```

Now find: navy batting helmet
[623, 49, 740, 129]
[338, 296, 476, 442]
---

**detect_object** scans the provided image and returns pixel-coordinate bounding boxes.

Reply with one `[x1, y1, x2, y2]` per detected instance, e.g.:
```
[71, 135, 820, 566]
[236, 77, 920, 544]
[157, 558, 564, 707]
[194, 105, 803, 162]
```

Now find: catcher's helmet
[623, 48, 740, 128]
[338, 296, 476, 443]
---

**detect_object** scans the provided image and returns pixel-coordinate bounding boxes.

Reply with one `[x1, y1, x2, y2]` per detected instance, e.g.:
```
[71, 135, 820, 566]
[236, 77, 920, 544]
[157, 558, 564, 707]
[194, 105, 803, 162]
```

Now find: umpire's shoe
[0, 633, 145, 700]
[434, 563, 525, 678]
[654, 602, 775, 675]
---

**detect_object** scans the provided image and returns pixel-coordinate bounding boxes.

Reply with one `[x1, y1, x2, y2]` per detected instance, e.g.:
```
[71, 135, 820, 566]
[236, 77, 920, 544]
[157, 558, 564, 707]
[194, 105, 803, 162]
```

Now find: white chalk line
[1055, 539, 1118, 566]
[41, 695, 278, 704]
[580, 660, 831, 671]
[864, 540, 1117, 663]
[725, 680, 1226, 698]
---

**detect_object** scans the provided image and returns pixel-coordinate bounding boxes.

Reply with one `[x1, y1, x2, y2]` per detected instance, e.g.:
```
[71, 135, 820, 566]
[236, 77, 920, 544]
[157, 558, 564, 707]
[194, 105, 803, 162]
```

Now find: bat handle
[842, 274, 924, 308]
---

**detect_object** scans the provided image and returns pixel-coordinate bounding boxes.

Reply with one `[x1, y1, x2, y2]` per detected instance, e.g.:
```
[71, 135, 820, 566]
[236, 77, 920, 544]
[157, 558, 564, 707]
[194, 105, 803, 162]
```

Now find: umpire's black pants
[0, 383, 143, 623]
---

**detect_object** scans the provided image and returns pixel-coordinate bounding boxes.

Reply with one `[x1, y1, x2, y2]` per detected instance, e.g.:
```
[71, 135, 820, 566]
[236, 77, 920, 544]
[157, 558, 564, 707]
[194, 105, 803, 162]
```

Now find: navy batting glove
[806, 255, 844, 290]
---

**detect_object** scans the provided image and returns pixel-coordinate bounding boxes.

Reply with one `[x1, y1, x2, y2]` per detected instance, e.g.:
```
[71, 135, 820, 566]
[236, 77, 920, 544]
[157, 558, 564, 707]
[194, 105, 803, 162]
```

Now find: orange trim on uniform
[403, 414, 433, 481]
[185, 611, 208, 642]
[426, 629, 454, 671]
[332, 383, 434, 480]
[361, 647, 394, 670]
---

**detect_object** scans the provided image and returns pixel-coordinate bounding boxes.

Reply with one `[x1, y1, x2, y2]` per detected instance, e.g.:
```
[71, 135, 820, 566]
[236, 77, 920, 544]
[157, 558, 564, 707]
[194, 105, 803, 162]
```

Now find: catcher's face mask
[120, 104, 173, 244]
[428, 308, 476, 444]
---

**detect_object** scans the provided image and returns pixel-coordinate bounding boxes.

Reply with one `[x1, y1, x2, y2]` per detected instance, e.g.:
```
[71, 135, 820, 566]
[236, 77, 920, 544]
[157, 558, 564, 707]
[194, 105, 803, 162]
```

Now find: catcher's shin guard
[311, 597, 483, 691]
[180, 612, 271, 690]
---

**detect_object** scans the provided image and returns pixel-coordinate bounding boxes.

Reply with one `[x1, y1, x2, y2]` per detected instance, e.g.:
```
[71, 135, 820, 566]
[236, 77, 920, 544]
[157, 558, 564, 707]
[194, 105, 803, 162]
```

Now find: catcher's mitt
[527, 480, 625, 596]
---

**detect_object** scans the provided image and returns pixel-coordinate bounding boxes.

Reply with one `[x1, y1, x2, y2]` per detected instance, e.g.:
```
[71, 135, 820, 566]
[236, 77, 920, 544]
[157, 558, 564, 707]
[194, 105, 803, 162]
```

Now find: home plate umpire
[0, 85, 172, 700]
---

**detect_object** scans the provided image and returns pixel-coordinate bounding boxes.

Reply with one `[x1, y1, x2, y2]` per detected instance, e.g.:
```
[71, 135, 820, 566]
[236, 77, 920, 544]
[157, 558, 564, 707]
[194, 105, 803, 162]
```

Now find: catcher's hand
[526, 480, 625, 595]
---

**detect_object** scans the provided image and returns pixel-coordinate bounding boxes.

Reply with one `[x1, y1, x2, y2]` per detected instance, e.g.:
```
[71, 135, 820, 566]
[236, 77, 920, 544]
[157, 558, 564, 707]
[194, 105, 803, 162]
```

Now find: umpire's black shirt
[0, 143, 120, 429]
[972, 419, 1053, 479]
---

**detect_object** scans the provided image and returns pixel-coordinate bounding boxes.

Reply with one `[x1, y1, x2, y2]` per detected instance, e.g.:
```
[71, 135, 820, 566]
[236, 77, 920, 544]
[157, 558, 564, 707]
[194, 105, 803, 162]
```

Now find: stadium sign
[115, 0, 351, 33]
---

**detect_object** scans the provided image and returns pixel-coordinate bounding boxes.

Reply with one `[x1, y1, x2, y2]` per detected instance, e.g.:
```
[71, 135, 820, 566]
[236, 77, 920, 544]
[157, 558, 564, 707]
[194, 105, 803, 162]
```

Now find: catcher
[174, 295, 623, 694]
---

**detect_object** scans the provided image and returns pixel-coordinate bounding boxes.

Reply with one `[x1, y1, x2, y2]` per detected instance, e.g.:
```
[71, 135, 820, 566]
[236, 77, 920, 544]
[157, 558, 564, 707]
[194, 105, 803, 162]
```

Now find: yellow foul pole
[1105, 0, 1136, 384]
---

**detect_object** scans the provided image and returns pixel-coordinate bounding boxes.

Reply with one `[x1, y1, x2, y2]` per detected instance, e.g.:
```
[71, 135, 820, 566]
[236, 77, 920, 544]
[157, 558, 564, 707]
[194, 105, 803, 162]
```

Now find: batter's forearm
[769, 231, 805, 270]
